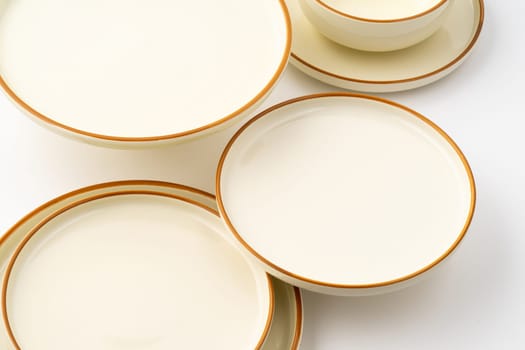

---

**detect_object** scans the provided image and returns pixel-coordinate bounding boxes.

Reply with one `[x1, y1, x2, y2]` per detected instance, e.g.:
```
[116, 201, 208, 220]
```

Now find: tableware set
[0, 0, 483, 348]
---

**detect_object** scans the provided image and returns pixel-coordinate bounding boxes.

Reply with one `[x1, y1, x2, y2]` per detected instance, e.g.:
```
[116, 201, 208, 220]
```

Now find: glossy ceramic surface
[0, 0, 291, 145]
[1, 185, 273, 349]
[217, 93, 476, 296]
[300, 0, 451, 51]
[263, 278, 303, 350]
[0, 181, 302, 350]
[288, 0, 484, 92]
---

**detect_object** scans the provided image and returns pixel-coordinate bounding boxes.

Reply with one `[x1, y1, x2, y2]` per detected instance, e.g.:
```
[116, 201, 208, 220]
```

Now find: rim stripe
[291, 288, 303, 350]
[315, 0, 449, 23]
[216, 92, 476, 290]
[0, 181, 215, 249]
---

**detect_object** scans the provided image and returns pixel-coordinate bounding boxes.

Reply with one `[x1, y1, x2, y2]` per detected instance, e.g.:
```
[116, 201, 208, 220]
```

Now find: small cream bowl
[299, 0, 453, 52]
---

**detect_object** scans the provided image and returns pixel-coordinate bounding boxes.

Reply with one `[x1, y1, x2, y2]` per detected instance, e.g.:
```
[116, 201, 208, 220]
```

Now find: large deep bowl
[0, 0, 291, 147]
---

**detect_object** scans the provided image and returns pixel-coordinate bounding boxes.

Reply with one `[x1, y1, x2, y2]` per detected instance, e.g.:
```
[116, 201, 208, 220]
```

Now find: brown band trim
[0, 180, 214, 247]
[315, 0, 448, 23]
[291, 288, 303, 350]
[0, 1, 291, 142]
[292, 0, 484, 85]
[216, 92, 477, 290]
[1, 184, 274, 350]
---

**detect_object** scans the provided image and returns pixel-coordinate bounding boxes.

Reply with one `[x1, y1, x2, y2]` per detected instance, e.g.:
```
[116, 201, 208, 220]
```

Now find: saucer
[217, 93, 476, 296]
[0, 0, 291, 145]
[0, 181, 302, 350]
[286, 0, 484, 92]
[1, 184, 273, 349]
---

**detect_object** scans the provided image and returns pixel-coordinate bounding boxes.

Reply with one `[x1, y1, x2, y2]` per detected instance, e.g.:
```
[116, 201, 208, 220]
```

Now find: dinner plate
[286, 0, 484, 92]
[0, 181, 302, 350]
[0, 0, 291, 145]
[1, 183, 275, 349]
[217, 93, 476, 296]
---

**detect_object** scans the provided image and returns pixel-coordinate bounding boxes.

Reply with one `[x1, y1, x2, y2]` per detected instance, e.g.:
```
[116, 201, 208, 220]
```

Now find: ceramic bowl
[288, 0, 484, 92]
[299, 0, 453, 51]
[0, 0, 291, 147]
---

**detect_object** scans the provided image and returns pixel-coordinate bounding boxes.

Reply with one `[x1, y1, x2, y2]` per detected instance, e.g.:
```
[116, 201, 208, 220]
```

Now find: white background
[0, 0, 524, 349]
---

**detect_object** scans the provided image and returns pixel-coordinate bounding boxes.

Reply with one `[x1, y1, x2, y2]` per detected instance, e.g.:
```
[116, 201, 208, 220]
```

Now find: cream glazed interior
[0, 0, 291, 144]
[2, 189, 272, 349]
[217, 93, 475, 296]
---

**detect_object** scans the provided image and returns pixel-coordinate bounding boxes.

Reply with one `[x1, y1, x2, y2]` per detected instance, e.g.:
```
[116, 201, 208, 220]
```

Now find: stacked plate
[0, 181, 303, 349]
[0, 0, 483, 349]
